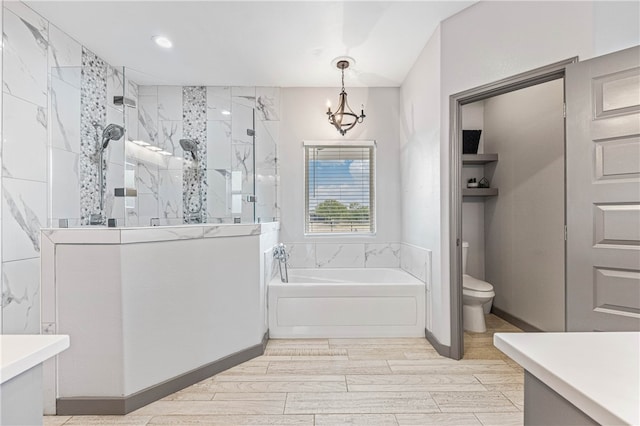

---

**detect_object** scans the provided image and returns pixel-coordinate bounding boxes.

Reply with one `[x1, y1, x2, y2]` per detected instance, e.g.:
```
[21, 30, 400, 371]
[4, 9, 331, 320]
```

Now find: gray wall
[484, 78, 565, 331]
[461, 102, 486, 280]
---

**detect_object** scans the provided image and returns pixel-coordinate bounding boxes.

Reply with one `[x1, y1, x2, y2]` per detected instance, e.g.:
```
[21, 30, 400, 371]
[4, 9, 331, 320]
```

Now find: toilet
[462, 241, 495, 333]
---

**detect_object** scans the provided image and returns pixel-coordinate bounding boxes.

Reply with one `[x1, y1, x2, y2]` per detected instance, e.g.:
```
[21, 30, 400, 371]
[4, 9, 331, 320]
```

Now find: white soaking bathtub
[268, 268, 425, 338]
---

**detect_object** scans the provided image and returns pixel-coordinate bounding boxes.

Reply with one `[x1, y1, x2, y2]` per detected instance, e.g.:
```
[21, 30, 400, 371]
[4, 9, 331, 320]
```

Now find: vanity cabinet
[462, 153, 498, 197]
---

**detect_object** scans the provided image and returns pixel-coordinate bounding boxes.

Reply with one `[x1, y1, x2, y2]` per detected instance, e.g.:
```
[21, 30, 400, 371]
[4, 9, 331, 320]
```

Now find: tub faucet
[273, 243, 289, 283]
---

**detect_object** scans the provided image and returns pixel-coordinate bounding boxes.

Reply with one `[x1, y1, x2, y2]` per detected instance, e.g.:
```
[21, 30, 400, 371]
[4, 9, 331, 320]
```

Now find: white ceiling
[26, 1, 474, 87]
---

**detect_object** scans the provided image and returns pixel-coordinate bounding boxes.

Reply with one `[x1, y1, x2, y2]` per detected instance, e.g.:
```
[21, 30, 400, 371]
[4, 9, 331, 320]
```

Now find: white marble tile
[51, 148, 81, 222]
[1, 258, 41, 334]
[207, 120, 232, 170]
[158, 86, 183, 121]
[120, 226, 203, 244]
[105, 162, 125, 221]
[125, 79, 139, 105]
[400, 243, 428, 283]
[158, 169, 183, 219]
[239, 199, 253, 223]
[256, 171, 277, 223]
[256, 87, 280, 121]
[48, 25, 81, 88]
[365, 243, 401, 268]
[316, 243, 366, 268]
[233, 144, 254, 191]
[263, 121, 280, 151]
[137, 193, 160, 225]
[106, 105, 125, 166]
[206, 169, 230, 219]
[136, 161, 159, 195]
[106, 65, 124, 110]
[207, 86, 231, 120]
[138, 94, 159, 145]
[138, 85, 157, 96]
[2, 4, 48, 106]
[255, 120, 277, 170]
[125, 209, 140, 227]
[2, 178, 47, 262]
[50, 76, 81, 153]
[203, 224, 262, 238]
[41, 228, 121, 244]
[2, 94, 48, 182]
[125, 103, 139, 144]
[286, 243, 316, 268]
[232, 102, 254, 144]
[159, 120, 183, 156]
[231, 86, 256, 108]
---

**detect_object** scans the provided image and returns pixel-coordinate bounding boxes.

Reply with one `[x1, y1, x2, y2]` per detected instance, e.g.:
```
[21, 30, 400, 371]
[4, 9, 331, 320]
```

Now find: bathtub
[268, 268, 425, 338]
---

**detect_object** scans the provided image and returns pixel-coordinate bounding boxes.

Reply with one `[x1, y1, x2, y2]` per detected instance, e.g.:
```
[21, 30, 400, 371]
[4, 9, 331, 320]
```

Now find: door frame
[448, 57, 577, 360]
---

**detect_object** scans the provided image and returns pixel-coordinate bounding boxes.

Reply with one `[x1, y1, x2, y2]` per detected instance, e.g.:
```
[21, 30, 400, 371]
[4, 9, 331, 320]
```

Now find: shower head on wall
[101, 124, 125, 150]
[179, 139, 198, 159]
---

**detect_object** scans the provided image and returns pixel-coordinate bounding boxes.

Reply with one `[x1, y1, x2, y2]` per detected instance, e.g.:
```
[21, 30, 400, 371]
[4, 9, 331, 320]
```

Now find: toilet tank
[462, 241, 469, 274]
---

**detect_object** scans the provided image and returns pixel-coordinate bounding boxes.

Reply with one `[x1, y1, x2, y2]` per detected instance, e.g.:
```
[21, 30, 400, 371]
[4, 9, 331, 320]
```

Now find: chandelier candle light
[326, 59, 366, 136]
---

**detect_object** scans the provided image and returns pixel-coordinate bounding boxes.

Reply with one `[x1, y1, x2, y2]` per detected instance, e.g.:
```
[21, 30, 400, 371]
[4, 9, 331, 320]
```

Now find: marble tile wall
[127, 84, 182, 226]
[282, 242, 431, 284]
[1, 2, 48, 334]
[130, 85, 280, 225]
[0, 2, 128, 333]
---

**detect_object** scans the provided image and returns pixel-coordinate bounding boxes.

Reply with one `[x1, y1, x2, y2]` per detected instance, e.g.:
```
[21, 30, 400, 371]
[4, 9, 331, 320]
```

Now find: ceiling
[26, 1, 474, 87]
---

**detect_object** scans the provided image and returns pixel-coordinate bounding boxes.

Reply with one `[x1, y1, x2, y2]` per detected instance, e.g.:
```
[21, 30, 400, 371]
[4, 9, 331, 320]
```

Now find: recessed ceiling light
[221, 110, 231, 116]
[152, 35, 173, 49]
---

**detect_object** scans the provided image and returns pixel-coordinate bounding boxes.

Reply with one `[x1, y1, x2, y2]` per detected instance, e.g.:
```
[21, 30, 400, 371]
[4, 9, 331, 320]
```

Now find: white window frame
[303, 140, 376, 236]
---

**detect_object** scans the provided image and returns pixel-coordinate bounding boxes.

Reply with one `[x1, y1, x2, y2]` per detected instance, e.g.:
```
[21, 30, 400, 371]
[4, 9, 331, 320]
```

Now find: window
[304, 141, 375, 234]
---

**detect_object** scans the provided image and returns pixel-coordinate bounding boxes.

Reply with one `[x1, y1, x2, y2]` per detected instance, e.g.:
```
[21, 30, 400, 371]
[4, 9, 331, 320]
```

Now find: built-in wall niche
[460, 102, 499, 199]
[462, 154, 498, 197]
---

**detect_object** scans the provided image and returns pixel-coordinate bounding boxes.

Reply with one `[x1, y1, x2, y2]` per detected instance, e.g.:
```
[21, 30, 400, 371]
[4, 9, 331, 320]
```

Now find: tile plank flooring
[45, 314, 523, 426]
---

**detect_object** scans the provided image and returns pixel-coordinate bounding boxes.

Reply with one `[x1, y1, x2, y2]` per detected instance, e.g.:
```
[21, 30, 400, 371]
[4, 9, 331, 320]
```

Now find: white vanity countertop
[1, 335, 70, 384]
[494, 332, 640, 426]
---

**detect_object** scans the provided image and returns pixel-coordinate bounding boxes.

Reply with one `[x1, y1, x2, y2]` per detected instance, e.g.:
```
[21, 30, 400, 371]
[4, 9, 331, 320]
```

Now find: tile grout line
[473, 412, 484, 425]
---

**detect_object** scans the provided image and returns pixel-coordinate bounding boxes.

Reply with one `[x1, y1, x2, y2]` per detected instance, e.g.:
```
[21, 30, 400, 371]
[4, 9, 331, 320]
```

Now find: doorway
[448, 58, 577, 360]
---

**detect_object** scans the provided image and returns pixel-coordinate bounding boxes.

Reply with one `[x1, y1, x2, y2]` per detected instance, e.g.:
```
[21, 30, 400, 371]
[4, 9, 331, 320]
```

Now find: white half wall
[278, 87, 401, 244]
[401, 0, 640, 346]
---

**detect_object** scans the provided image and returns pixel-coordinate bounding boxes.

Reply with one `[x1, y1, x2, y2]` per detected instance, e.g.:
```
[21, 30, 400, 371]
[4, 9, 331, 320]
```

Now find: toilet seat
[463, 274, 493, 292]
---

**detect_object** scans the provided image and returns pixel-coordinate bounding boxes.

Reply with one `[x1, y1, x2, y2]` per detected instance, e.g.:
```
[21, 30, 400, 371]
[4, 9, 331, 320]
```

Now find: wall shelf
[463, 188, 499, 197]
[462, 153, 498, 165]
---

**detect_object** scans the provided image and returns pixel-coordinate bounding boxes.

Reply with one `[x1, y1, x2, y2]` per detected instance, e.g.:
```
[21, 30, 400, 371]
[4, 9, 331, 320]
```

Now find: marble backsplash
[283, 242, 431, 284]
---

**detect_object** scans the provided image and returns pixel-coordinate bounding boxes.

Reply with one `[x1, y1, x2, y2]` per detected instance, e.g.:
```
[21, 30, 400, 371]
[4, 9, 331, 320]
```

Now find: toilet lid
[463, 274, 493, 292]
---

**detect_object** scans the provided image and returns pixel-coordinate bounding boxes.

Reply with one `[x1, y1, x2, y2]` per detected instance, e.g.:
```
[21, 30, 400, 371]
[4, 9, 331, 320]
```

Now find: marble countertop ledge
[494, 332, 640, 426]
[1, 335, 70, 384]
[41, 222, 280, 245]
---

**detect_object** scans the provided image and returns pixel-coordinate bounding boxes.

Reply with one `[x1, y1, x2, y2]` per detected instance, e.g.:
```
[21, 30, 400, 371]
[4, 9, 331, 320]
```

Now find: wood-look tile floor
[45, 314, 523, 426]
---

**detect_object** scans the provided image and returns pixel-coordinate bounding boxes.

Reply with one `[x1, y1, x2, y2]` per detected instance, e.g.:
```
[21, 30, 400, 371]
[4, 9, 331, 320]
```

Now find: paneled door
[566, 46, 640, 331]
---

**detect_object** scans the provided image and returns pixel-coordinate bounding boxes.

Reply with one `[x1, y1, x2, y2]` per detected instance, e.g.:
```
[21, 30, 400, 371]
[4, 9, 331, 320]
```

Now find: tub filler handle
[273, 243, 290, 283]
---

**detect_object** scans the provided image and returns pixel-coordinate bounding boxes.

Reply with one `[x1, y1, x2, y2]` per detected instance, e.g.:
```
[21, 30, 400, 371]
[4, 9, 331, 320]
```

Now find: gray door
[566, 46, 640, 331]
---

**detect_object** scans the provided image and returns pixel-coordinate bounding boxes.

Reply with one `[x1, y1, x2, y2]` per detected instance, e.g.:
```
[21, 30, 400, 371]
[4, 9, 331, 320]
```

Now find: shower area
[50, 53, 279, 228]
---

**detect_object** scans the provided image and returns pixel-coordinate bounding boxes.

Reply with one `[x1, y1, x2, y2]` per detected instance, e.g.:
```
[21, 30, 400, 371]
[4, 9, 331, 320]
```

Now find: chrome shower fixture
[179, 138, 198, 159]
[101, 124, 125, 151]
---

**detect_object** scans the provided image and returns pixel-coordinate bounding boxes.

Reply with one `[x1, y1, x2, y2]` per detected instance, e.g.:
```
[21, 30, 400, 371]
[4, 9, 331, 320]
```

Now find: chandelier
[326, 59, 365, 136]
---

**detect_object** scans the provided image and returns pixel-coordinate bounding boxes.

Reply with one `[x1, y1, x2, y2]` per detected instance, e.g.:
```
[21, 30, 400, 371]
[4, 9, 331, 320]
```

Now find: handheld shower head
[101, 124, 125, 150]
[179, 139, 198, 159]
